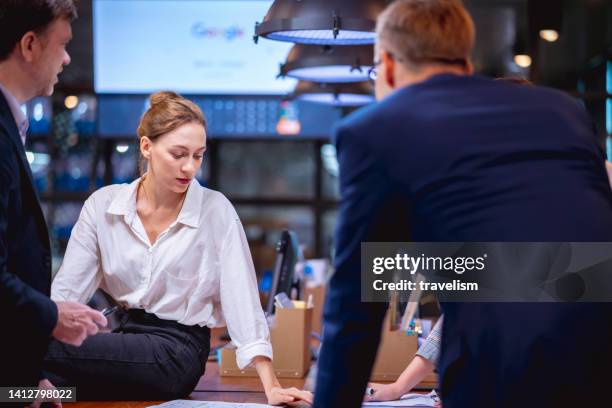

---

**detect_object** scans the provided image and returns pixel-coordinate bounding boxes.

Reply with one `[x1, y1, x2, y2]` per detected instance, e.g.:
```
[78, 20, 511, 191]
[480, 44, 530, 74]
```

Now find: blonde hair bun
[149, 91, 181, 107]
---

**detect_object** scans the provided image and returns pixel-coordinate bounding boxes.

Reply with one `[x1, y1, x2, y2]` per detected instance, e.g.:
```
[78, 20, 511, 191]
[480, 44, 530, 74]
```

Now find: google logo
[191, 23, 245, 41]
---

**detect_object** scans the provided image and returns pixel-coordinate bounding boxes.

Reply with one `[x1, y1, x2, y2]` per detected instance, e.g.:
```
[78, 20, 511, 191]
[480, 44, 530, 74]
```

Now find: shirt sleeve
[219, 211, 272, 369]
[51, 194, 102, 303]
[416, 315, 443, 367]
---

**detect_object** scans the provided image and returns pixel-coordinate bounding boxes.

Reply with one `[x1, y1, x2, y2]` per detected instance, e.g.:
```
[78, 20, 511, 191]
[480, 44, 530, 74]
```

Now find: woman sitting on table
[43, 91, 312, 405]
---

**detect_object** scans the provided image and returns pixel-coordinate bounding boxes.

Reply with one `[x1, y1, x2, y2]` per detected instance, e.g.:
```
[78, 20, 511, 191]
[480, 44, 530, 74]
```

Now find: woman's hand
[252, 356, 312, 405]
[266, 386, 313, 406]
[363, 382, 402, 402]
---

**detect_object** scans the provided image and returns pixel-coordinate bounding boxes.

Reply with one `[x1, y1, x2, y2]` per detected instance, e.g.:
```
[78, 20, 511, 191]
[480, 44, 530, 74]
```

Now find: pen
[101, 306, 119, 317]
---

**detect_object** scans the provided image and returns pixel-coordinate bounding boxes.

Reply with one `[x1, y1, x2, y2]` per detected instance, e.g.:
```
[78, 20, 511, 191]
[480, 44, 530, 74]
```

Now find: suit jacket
[313, 74, 612, 408]
[0, 91, 57, 385]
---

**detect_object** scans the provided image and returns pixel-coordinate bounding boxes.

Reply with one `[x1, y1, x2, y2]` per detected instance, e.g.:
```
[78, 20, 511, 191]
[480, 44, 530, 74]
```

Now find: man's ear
[382, 50, 395, 89]
[18, 31, 39, 63]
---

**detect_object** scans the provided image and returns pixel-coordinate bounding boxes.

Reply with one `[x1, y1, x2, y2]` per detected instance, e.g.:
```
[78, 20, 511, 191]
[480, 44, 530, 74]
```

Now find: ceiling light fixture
[514, 54, 532, 68]
[279, 44, 374, 83]
[290, 80, 375, 106]
[539, 29, 559, 42]
[254, 0, 389, 45]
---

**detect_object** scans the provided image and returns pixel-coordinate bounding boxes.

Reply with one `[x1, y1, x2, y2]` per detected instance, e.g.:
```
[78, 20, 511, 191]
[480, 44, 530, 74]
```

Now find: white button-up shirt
[0, 82, 28, 146]
[51, 178, 272, 369]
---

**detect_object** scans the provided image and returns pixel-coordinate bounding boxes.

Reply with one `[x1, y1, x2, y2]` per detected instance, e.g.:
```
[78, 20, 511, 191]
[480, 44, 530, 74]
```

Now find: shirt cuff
[415, 336, 441, 367]
[235, 340, 273, 369]
[50, 286, 74, 302]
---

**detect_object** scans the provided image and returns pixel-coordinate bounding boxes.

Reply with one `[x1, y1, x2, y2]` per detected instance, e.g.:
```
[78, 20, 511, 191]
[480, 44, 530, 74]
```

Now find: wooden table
[64, 361, 306, 407]
[61, 328, 309, 407]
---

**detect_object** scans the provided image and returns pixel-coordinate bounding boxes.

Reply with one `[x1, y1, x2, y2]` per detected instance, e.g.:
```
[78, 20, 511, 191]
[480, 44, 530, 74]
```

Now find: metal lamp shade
[280, 44, 374, 83]
[255, 0, 389, 45]
[291, 80, 375, 106]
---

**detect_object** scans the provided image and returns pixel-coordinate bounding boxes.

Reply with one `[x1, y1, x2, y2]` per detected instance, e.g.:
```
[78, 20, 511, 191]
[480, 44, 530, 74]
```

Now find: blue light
[267, 29, 376, 45]
[33, 103, 44, 122]
[321, 144, 339, 177]
[606, 99, 612, 136]
[607, 61, 611, 137]
[607, 61, 612, 94]
[288, 65, 371, 83]
[297, 92, 375, 106]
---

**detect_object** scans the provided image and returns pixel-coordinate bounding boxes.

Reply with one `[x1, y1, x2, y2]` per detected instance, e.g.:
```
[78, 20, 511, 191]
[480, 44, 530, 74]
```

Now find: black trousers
[42, 309, 210, 400]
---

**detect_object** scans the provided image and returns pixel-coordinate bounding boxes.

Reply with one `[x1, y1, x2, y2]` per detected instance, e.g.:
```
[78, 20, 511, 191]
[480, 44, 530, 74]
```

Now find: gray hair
[376, 0, 475, 69]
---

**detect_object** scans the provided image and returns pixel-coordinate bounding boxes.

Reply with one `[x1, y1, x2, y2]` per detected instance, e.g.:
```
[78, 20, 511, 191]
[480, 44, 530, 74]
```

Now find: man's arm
[0, 138, 105, 351]
[313, 124, 391, 408]
[0, 141, 58, 342]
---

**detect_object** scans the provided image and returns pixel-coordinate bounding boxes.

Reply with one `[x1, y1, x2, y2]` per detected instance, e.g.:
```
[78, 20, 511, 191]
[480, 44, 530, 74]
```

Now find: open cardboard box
[304, 284, 325, 336]
[370, 312, 438, 388]
[220, 305, 313, 378]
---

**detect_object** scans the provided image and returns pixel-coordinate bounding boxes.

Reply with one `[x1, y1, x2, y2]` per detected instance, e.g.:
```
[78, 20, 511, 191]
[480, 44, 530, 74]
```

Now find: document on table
[362, 390, 439, 407]
[148, 401, 274, 408]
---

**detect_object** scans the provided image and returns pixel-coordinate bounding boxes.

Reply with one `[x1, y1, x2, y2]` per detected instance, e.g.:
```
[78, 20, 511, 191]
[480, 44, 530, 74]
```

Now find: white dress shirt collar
[0, 82, 29, 146]
[106, 176, 203, 228]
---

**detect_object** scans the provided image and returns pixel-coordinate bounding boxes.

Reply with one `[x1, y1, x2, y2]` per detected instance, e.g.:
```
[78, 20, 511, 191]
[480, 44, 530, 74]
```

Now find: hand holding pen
[101, 305, 119, 317]
[52, 301, 108, 347]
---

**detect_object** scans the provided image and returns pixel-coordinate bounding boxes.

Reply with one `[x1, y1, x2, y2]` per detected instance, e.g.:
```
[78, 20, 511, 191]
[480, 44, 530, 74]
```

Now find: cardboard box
[370, 322, 418, 381]
[370, 312, 438, 388]
[304, 284, 325, 336]
[220, 305, 313, 378]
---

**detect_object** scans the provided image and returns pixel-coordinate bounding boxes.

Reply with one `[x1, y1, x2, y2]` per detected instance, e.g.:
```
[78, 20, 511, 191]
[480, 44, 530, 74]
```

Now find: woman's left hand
[266, 386, 313, 406]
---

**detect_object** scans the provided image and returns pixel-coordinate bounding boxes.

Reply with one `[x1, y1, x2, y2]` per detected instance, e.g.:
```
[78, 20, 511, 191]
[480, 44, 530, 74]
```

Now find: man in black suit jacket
[0, 0, 105, 391]
[313, 1, 612, 407]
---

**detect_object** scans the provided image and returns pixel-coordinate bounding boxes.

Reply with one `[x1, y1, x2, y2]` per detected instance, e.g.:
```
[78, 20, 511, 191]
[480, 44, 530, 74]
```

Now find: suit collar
[0, 91, 23, 148]
[0, 92, 36, 187]
[0, 83, 28, 144]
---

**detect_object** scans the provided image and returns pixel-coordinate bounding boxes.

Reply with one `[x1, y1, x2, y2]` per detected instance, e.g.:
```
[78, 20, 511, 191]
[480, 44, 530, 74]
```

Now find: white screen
[93, 0, 296, 94]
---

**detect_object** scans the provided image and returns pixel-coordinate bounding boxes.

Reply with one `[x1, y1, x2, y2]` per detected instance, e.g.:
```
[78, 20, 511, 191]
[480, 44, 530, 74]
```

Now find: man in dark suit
[313, 0, 612, 407]
[0, 0, 106, 392]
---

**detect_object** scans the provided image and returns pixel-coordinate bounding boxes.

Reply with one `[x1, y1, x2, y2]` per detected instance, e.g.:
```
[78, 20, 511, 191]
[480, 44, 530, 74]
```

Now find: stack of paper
[148, 401, 274, 408]
[362, 390, 439, 407]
